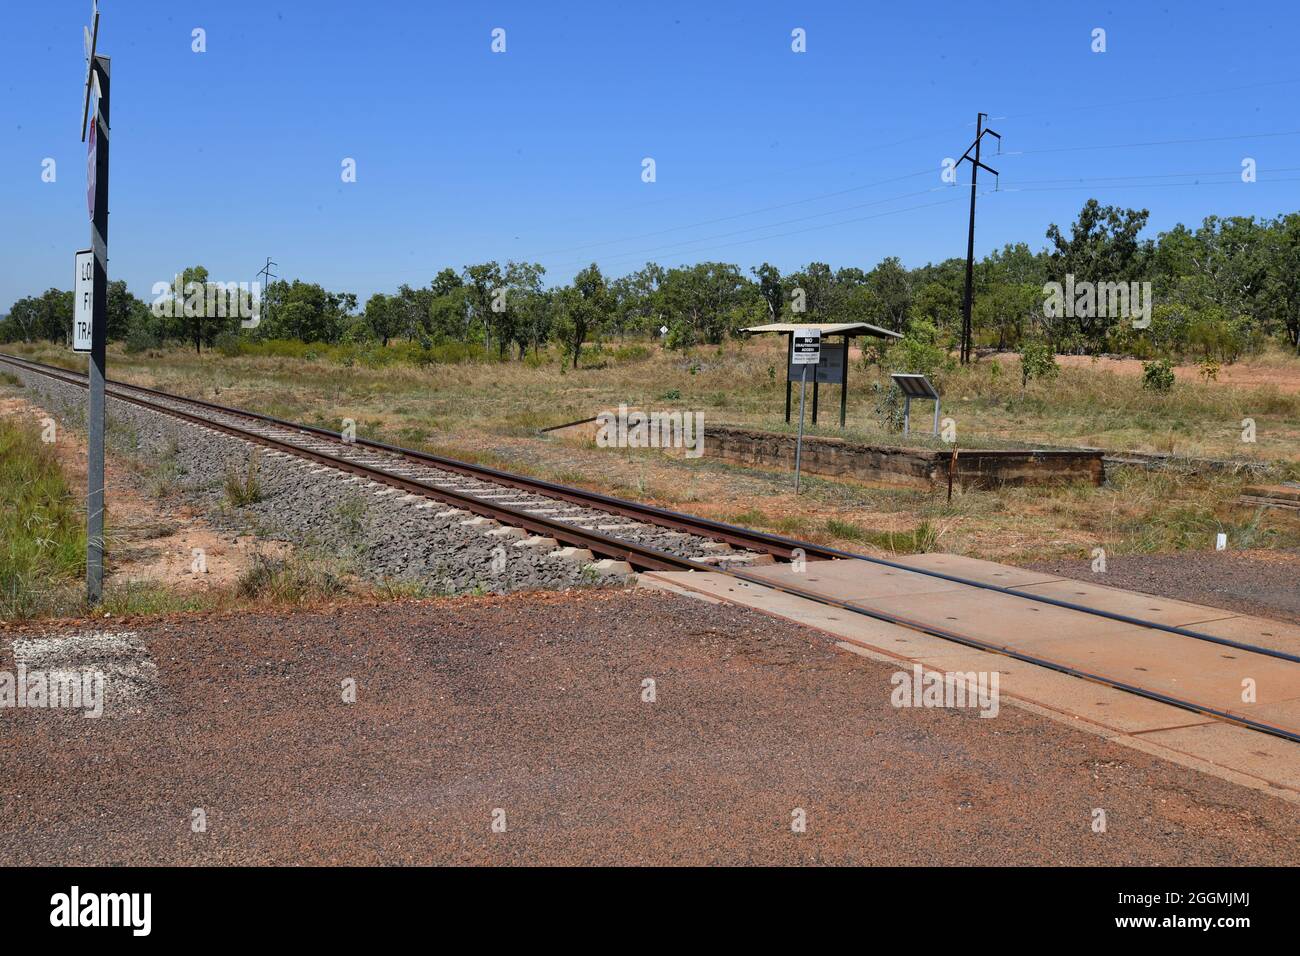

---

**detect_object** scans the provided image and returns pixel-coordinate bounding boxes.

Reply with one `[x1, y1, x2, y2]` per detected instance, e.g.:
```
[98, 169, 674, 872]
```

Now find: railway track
[4, 350, 1298, 745]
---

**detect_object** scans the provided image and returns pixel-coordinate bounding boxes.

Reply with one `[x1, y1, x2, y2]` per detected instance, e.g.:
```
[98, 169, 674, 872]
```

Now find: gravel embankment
[1, 589, 1296, 865]
[9, 365, 616, 595]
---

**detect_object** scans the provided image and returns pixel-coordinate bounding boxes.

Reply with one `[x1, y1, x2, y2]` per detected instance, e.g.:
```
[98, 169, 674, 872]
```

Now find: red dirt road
[1, 589, 1296, 865]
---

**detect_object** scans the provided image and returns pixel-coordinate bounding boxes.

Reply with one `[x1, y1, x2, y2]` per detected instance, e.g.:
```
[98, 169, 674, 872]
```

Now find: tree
[254, 280, 356, 344]
[504, 261, 547, 358]
[866, 256, 913, 331]
[659, 262, 749, 345]
[363, 293, 401, 347]
[178, 265, 210, 353]
[786, 262, 839, 321]
[106, 280, 149, 341]
[609, 262, 665, 338]
[0, 289, 73, 343]
[751, 263, 784, 321]
[1046, 200, 1152, 346]
[1261, 213, 1300, 351]
[552, 263, 608, 368]
[462, 261, 504, 353]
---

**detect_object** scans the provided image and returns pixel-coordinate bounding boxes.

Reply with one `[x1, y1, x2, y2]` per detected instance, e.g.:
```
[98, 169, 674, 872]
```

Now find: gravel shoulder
[1, 588, 1295, 866]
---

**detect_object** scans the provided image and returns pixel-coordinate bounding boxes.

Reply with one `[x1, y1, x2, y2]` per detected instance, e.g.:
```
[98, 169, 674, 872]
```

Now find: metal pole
[811, 379, 819, 425]
[87, 55, 110, 605]
[933, 398, 940, 436]
[839, 336, 848, 428]
[794, 364, 808, 493]
[903, 395, 911, 436]
[784, 333, 792, 423]
[960, 113, 982, 366]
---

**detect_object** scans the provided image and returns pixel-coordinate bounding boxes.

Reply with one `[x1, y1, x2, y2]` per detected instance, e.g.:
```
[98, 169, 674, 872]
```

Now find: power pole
[256, 257, 278, 330]
[955, 113, 1000, 365]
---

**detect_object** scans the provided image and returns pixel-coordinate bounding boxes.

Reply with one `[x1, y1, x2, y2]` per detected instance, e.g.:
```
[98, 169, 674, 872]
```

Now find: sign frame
[792, 327, 821, 365]
[788, 341, 845, 385]
[73, 248, 94, 352]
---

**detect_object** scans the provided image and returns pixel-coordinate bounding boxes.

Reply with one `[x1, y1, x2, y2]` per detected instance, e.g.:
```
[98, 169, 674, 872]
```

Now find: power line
[519, 123, 970, 234]
[526, 167, 936, 259]
[1002, 165, 1300, 185]
[539, 183, 957, 273]
[989, 78, 1300, 124]
[1005, 128, 1300, 157]
[999, 176, 1300, 193]
[592, 194, 979, 269]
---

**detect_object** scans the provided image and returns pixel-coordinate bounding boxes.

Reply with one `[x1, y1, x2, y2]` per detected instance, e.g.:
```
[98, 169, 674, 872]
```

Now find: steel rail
[2, 351, 1292, 664]
[710, 568, 1300, 744]
[4, 351, 1299, 744]
[19, 361, 825, 562]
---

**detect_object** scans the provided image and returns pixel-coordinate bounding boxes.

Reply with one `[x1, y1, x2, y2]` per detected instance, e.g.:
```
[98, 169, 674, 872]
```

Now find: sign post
[81, 1, 108, 605]
[791, 327, 821, 493]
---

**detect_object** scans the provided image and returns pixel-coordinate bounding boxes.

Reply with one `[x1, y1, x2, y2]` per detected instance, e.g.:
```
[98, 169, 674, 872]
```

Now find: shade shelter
[741, 321, 902, 428]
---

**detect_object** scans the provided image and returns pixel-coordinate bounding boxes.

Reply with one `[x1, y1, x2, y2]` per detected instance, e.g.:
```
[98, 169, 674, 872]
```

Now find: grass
[0, 417, 86, 619]
[146, 433, 185, 498]
[5, 335, 1300, 579]
[7, 336, 1297, 462]
[830, 518, 942, 554]
[235, 552, 347, 605]
[223, 449, 263, 507]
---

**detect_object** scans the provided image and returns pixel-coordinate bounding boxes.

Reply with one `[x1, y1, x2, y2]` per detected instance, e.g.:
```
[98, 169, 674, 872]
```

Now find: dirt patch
[993, 353, 1300, 394]
[0, 588, 1295, 865]
[0, 394, 284, 593]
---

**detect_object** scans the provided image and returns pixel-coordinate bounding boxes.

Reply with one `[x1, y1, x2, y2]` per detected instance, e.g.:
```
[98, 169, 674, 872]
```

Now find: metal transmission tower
[256, 257, 278, 329]
[954, 113, 1001, 365]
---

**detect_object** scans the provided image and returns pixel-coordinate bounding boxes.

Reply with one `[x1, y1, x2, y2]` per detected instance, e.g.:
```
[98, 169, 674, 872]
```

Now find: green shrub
[1018, 341, 1059, 387]
[882, 320, 951, 384]
[1142, 358, 1176, 392]
[612, 343, 651, 363]
[124, 321, 163, 354]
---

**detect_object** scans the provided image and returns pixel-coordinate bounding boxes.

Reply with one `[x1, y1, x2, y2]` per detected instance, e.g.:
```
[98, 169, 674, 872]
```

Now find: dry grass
[5, 338, 1300, 569]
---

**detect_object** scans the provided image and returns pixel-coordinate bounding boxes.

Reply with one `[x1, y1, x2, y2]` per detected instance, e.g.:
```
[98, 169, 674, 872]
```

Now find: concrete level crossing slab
[1012, 578, 1240, 628]
[1119, 722, 1300, 794]
[887, 553, 1064, 588]
[1019, 630, 1300, 731]
[1181, 615, 1300, 659]
[741, 557, 970, 601]
[742, 559, 1300, 736]
[641, 556, 1300, 802]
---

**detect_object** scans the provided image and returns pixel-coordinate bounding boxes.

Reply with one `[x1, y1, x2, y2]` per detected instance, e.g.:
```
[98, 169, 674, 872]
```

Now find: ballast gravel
[9, 365, 621, 595]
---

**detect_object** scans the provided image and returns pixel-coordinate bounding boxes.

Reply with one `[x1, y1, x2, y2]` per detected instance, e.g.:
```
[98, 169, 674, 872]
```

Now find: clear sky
[2, 0, 1297, 308]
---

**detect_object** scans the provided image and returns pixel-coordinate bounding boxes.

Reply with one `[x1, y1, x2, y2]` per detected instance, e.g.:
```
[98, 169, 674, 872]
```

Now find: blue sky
[2, 0, 1297, 308]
